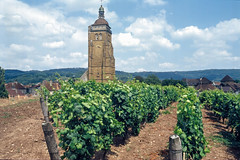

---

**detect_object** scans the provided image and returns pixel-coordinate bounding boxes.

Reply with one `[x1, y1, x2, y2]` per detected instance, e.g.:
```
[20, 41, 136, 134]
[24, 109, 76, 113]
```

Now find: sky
[0, 0, 240, 72]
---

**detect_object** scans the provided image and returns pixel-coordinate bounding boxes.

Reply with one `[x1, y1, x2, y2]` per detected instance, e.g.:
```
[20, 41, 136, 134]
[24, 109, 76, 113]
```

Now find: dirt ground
[0, 97, 50, 159]
[0, 98, 239, 160]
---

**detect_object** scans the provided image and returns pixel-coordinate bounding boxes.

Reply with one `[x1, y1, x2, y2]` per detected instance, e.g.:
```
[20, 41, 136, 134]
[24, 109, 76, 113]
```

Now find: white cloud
[51, 0, 110, 14]
[137, 68, 146, 72]
[144, 0, 166, 5]
[42, 53, 88, 69]
[193, 49, 231, 59]
[124, 16, 135, 23]
[116, 51, 162, 72]
[0, 0, 74, 36]
[172, 18, 240, 42]
[42, 41, 65, 48]
[171, 18, 240, 70]
[159, 62, 176, 70]
[125, 14, 172, 38]
[172, 26, 207, 39]
[70, 52, 88, 59]
[72, 30, 88, 42]
[116, 33, 140, 47]
[0, 0, 239, 72]
[213, 18, 240, 40]
[118, 12, 179, 51]
[226, 56, 240, 61]
[10, 44, 34, 52]
[154, 36, 180, 50]
[184, 48, 240, 70]
[105, 9, 119, 24]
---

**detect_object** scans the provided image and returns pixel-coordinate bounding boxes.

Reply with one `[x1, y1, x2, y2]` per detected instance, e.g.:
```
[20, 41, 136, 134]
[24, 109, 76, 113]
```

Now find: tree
[134, 76, 144, 82]
[144, 74, 161, 85]
[162, 78, 187, 87]
[0, 67, 8, 98]
[235, 79, 240, 83]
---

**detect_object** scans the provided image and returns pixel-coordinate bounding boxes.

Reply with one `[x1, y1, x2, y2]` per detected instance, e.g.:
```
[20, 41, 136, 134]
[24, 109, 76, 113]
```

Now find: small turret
[99, 5, 105, 19]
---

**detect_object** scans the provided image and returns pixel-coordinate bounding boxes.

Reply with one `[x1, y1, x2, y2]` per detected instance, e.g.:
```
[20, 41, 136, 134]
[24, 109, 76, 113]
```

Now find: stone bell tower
[87, 5, 115, 83]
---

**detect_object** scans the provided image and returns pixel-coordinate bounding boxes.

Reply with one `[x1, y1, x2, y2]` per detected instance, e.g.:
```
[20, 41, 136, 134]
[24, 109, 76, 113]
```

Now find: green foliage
[48, 80, 124, 160]
[164, 86, 181, 107]
[5, 68, 240, 85]
[37, 86, 50, 100]
[47, 79, 181, 159]
[0, 67, 8, 98]
[161, 79, 187, 87]
[200, 90, 240, 140]
[144, 74, 161, 85]
[235, 79, 240, 83]
[5, 68, 86, 85]
[134, 76, 144, 82]
[199, 90, 213, 108]
[175, 88, 209, 160]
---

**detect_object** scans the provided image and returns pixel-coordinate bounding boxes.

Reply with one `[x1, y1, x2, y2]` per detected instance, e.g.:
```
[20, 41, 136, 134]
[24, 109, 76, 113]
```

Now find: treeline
[5, 68, 240, 85]
[134, 75, 187, 87]
[0, 67, 8, 98]
[5, 68, 86, 85]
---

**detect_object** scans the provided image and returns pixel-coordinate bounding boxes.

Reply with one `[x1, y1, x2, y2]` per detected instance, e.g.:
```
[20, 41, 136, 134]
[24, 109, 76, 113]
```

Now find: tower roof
[92, 5, 109, 26]
[93, 18, 109, 26]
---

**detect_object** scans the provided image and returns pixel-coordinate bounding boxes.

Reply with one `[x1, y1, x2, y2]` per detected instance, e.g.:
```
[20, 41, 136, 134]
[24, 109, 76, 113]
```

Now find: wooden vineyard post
[169, 135, 182, 160]
[42, 122, 61, 160]
[40, 97, 49, 123]
[40, 96, 60, 160]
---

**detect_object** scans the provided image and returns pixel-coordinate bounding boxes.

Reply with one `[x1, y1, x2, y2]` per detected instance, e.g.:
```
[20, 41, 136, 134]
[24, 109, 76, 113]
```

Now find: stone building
[87, 5, 115, 82]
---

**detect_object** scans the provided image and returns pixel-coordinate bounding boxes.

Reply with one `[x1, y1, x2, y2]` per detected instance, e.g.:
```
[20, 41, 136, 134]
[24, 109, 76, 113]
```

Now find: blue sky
[0, 0, 240, 72]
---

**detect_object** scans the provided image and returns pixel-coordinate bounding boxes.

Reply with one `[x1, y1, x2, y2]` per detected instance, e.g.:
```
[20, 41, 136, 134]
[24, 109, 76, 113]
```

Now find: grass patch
[208, 131, 240, 148]
[4, 97, 39, 109]
[1, 112, 12, 118]
[162, 110, 171, 115]
[126, 147, 131, 152]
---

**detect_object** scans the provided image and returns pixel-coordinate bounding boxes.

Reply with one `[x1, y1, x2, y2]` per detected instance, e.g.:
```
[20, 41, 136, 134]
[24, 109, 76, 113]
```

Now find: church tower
[88, 5, 115, 83]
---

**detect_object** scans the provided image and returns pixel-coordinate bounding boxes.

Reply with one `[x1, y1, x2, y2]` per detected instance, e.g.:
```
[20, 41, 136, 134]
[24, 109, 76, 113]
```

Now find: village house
[42, 80, 60, 93]
[183, 77, 216, 91]
[184, 75, 240, 93]
[5, 81, 27, 97]
[5, 80, 60, 97]
[219, 75, 240, 93]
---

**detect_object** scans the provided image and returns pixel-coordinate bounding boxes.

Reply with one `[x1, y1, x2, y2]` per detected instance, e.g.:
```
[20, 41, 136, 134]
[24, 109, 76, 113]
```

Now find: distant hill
[132, 69, 240, 81]
[5, 68, 87, 84]
[5, 68, 240, 85]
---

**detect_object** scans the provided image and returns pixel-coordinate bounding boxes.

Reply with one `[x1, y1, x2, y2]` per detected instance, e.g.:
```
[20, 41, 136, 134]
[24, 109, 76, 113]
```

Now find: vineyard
[199, 90, 240, 141]
[47, 80, 181, 159]
[0, 79, 240, 159]
[45, 79, 235, 160]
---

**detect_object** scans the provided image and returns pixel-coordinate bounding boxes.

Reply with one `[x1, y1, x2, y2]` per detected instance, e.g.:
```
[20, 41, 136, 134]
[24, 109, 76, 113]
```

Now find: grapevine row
[199, 90, 240, 140]
[47, 79, 180, 160]
[175, 88, 209, 160]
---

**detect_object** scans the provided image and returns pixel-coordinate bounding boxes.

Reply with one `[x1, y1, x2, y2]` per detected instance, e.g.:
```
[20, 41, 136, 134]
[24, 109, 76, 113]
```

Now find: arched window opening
[95, 34, 98, 40]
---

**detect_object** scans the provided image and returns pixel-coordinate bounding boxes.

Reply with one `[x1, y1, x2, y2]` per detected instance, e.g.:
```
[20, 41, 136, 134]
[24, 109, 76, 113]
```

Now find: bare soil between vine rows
[0, 98, 239, 160]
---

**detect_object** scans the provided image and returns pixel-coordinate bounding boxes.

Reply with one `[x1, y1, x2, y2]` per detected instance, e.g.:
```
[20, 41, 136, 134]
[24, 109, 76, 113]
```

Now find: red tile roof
[195, 84, 216, 91]
[5, 82, 25, 90]
[42, 80, 60, 91]
[221, 75, 235, 83]
[93, 18, 109, 26]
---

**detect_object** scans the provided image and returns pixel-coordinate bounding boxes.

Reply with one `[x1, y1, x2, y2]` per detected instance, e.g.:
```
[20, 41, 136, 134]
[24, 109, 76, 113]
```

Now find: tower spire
[99, 2, 105, 19]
